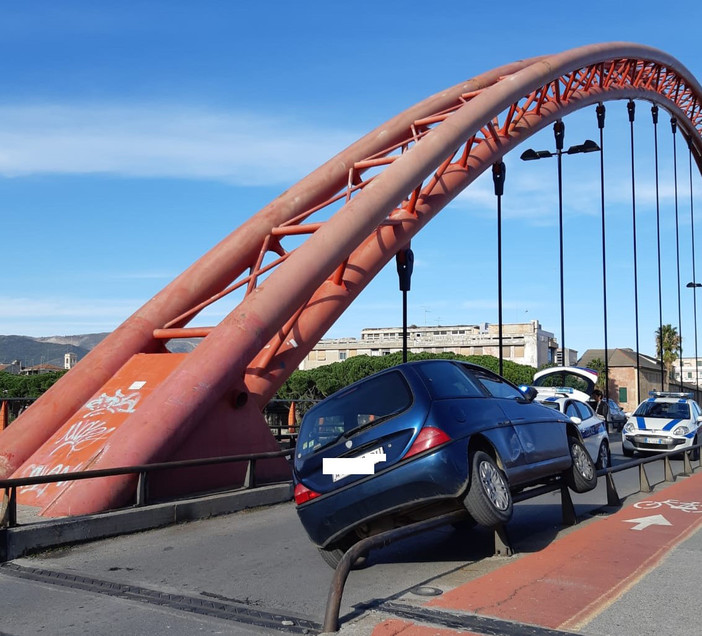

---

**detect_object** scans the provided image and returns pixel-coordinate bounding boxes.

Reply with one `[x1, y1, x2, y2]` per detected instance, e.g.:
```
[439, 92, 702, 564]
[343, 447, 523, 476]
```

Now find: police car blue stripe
[636, 417, 646, 429]
[662, 419, 682, 431]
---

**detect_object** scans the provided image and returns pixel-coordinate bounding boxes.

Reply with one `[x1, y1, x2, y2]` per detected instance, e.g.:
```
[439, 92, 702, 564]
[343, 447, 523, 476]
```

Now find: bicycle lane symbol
[624, 499, 702, 531]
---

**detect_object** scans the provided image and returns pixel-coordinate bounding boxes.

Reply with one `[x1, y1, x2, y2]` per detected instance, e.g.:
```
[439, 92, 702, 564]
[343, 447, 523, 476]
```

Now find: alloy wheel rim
[572, 443, 594, 479]
[479, 460, 510, 510]
[599, 444, 609, 468]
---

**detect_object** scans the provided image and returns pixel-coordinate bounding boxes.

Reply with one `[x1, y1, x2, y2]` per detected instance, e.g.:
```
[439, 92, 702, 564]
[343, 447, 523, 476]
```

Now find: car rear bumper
[295, 440, 469, 547]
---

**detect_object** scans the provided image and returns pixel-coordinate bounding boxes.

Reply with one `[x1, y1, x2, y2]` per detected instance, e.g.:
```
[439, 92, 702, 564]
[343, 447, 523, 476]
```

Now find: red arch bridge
[2, 41, 702, 518]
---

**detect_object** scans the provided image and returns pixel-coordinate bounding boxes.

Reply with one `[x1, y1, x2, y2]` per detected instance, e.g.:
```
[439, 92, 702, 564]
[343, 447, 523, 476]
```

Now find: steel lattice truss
[4, 43, 702, 515]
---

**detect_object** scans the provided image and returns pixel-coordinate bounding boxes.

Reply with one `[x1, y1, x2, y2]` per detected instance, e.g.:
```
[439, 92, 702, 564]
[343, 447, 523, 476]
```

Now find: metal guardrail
[322, 442, 702, 632]
[0, 448, 293, 529]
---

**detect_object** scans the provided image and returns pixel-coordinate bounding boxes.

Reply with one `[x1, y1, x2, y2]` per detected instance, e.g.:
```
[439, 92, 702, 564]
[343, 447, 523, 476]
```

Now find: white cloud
[0, 103, 357, 186]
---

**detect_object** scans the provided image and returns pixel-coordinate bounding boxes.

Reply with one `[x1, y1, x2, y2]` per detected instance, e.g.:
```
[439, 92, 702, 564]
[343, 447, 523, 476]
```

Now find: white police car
[534, 388, 611, 469]
[622, 391, 702, 459]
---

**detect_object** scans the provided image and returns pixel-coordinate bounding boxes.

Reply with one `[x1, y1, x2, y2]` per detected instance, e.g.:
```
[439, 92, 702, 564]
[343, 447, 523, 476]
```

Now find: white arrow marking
[624, 514, 673, 531]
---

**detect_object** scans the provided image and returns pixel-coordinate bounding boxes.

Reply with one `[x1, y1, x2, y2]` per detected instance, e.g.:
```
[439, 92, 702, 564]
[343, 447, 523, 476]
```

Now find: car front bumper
[622, 432, 691, 453]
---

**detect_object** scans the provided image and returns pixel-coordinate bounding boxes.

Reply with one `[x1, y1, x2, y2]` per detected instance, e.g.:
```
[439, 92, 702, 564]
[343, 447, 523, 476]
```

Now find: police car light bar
[648, 391, 693, 398]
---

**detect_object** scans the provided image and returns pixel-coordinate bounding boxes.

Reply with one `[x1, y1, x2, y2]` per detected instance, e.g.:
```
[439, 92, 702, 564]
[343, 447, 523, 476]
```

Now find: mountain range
[0, 333, 200, 369]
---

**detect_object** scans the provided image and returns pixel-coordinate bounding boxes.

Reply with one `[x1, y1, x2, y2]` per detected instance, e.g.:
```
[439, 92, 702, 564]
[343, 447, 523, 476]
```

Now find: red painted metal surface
[2, 43, 702, 516]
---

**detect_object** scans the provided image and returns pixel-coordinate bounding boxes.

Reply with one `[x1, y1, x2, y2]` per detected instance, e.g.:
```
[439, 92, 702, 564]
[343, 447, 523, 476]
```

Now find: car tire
[596, 441, 611, 470]
[464, 451, 513, 527]
[564, 437, 598, 493]
[622, 446, 635, 458]
[691, 435, 700, 461]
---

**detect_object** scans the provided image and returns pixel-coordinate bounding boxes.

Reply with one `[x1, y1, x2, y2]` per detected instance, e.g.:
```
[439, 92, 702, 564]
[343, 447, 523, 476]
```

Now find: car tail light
[405, 426, 452, 459]
[294, 482, 321, 505]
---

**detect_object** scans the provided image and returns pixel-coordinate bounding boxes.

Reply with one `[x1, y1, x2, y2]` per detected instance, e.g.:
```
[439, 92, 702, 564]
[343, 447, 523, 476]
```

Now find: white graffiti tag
[50, 418, 117, 456]
[85, 389, 140, 414]
[20, 463, 83, 497]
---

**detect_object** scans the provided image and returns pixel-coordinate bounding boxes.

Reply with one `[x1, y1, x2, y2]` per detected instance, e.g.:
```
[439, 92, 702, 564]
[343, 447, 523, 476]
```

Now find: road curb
[1, 482, 293, 561]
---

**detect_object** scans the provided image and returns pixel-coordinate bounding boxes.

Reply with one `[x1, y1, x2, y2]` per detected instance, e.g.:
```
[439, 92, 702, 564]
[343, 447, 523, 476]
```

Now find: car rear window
[296, 370, 412, 456]
[416, 362, 484, 399]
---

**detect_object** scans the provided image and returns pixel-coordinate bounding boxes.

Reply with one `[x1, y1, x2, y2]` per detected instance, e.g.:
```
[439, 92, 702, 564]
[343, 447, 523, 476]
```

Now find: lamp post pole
[520, 122, 600, 379]
[687, 281, 701, 397]
[396, 248, 414, 363]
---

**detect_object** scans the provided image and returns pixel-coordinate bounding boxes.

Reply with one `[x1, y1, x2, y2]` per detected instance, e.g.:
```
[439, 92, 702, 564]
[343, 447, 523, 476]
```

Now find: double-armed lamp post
[520, 121, 600, 374]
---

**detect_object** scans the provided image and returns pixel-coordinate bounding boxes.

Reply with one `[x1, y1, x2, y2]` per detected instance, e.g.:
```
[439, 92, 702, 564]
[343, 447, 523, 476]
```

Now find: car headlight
[673, 425, 690, 436]
[624, 422, 635, 433]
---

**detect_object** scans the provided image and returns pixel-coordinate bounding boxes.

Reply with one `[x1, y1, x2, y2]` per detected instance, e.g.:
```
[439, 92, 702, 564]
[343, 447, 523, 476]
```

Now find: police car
[533, 387, 611, 469]
[622, 391, 702, 458]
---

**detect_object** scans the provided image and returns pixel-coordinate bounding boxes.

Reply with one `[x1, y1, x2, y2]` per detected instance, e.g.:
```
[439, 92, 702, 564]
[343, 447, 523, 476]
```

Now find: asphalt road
[0, 438, 697, 636]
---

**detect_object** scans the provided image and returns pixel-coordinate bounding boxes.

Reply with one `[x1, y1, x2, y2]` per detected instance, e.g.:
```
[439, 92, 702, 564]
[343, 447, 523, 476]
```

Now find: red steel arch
[3, 42, 702, 516]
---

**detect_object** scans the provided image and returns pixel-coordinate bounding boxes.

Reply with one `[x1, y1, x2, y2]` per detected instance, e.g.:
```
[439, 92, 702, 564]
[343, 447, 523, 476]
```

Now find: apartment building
[300, 320, 565, 370]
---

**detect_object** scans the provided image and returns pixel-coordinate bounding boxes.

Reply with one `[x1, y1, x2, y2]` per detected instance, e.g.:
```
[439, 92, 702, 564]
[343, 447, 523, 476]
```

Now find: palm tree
[656, 324, 682, 381]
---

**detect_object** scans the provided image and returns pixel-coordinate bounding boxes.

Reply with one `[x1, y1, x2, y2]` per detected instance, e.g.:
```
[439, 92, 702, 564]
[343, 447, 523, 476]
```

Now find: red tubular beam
[6, 43, 702, 518]
[1, 57, 538, 479]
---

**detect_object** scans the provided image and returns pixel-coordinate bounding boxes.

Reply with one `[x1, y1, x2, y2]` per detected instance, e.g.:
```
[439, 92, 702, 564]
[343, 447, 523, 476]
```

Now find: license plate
[643, 437, 666, 445]
[330, 446, 386, 482]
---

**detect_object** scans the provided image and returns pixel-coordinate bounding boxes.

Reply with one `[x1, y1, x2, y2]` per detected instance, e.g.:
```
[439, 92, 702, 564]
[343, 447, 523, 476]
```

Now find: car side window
[575, 402, 594, 420]
[469, 368, 524, 400]
[418, 362, 484, 399]
[565, 402, 580, 419]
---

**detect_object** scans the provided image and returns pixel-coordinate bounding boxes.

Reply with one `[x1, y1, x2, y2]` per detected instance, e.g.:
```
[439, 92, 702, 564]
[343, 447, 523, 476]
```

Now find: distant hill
[0, 334, 104, 368]
[0, 333, 201, 368]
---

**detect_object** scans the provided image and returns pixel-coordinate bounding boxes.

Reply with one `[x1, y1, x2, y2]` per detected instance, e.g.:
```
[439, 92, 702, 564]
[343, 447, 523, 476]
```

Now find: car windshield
[296, 370, 413, 457]
[633, 401, 691, 419]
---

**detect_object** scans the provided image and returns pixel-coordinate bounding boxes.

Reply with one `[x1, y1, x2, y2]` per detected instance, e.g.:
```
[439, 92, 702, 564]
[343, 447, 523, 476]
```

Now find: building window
[339, 352, 347, 360]
[619, 387, 628, 403]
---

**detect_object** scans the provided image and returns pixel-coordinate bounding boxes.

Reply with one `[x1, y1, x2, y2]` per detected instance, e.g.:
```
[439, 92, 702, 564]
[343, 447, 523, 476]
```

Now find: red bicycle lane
[371, 470, 702, 635]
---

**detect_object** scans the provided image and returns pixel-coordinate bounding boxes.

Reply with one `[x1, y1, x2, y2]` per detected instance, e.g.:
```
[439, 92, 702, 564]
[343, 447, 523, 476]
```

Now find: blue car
[293, 359, 597, 567]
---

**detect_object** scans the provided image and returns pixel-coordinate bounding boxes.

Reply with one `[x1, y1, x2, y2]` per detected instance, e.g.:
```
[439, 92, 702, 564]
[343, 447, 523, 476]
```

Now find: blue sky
[3, 1, 702, 360]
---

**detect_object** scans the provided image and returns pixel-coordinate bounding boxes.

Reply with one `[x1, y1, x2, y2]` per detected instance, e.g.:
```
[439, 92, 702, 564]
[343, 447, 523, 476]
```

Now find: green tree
[656, 324, 681, 380]
[276, 352, 537, 407]
[587, 358, 606, 390]
[0, 370, 67, 398]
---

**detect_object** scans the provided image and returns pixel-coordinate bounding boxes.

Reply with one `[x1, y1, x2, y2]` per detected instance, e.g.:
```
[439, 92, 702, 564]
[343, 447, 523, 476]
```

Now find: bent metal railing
[1, 440, 700, 632]
[0, 448, 293, 530]
[323, 442, 702, 632]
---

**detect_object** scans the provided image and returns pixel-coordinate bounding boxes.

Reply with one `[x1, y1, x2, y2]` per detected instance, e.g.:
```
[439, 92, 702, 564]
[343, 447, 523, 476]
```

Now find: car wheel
[596, 441, 611, 470]
[691, 435, 700, 461]
[464, 450, 513, 527]
[622, 446, 635, 458]
[565, 437, 598, 493]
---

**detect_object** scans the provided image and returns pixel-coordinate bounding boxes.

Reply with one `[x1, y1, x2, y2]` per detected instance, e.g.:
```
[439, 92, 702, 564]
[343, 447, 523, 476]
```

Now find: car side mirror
[697, 415, 702, 423]
[519, 386, 538, 403]
[570, 416, 582, 425]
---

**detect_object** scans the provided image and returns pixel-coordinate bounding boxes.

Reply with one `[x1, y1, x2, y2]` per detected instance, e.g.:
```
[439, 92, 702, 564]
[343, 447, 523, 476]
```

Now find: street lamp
[687, 281, 701, 396]
[520, 121, 601, 373]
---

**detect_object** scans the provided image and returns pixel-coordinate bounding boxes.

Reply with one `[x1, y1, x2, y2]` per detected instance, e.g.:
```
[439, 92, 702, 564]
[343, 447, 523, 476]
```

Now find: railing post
[683, 451, 693, 476]
[639, 463, 652, 492]
[605, 472, 621, 507]
[493, 524, 513, 556]
[560, 484, 577, 526]
[244, 459, 256, 489]
[664, 455, 676, 482]
[136, 471, 147, 507]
